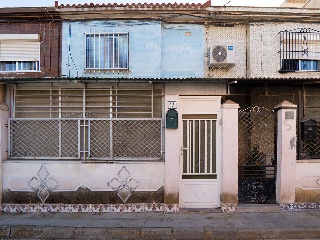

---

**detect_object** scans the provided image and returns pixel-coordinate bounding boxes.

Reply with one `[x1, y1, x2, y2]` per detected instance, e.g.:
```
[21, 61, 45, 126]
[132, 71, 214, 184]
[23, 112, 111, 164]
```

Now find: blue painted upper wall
[161, 23, 204, 78]
[61, 21, 204, 79]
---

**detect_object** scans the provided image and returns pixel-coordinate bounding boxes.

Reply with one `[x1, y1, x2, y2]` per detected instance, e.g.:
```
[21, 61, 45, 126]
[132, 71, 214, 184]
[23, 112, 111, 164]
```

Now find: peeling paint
[290, 137, 296, 150]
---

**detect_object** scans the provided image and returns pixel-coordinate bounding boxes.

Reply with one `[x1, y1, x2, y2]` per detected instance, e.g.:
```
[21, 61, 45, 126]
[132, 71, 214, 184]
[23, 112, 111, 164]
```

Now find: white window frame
[85, 32, 129, 70]
[0, 34, 40, 72]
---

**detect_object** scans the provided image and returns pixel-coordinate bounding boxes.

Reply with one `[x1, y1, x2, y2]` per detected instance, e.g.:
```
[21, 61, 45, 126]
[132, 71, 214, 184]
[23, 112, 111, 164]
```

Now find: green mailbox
[166, 109, 178, 129]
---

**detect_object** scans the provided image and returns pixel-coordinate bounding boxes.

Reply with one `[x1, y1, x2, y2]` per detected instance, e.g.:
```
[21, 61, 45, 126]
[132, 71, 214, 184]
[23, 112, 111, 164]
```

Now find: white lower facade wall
[3, 161, 165, 204]
[295, 160, 320, 202]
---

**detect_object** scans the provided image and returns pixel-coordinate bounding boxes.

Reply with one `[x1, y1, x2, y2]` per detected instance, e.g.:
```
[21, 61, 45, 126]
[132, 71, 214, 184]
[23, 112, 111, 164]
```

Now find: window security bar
[279, 28, 320, 72]
[85, 32, 129, 70]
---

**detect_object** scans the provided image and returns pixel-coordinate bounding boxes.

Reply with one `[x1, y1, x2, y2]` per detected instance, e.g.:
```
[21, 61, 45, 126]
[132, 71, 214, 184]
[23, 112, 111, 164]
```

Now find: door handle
[180, 147, 187, 155]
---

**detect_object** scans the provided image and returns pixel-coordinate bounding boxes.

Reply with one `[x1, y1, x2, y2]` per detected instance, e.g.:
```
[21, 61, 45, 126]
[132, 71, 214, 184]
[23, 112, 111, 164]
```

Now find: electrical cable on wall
[68, 23, 78, 77]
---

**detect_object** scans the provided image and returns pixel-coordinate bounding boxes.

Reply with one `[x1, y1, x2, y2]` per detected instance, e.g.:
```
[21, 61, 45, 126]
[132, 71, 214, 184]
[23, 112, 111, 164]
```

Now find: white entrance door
[179, 97, 221, 208]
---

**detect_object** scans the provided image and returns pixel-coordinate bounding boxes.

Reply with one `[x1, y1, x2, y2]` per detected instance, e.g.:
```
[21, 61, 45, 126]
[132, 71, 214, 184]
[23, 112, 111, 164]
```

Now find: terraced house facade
[0, 0, 319, 212]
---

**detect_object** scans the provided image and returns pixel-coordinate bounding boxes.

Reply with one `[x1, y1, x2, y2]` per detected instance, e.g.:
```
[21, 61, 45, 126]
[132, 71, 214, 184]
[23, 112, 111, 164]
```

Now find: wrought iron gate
[238, 107, 277, 203]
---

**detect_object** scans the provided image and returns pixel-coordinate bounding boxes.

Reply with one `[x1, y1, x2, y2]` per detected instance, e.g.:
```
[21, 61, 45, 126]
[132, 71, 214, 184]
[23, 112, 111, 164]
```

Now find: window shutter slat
[0, 40, 40, 61]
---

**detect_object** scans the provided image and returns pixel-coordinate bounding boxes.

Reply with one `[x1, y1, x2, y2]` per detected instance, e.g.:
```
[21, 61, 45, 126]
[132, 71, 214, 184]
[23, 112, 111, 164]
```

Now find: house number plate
[285, 111, 294, 119]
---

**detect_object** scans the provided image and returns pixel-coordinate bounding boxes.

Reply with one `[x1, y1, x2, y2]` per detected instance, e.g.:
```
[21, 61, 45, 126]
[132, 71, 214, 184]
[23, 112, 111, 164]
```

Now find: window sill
[296, 159, 320, 163]
[84, 69, 129, 74]
[279, 70, 320, 73]
[0, 71, 40, 73]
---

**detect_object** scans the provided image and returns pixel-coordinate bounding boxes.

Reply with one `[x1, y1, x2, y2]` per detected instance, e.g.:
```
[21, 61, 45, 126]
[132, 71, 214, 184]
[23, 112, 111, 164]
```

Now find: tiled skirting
[281, 202, 320, 211]
[0, 203, 179, 214]
[221, 203, 237, 212]
[3, 202, 320, 213]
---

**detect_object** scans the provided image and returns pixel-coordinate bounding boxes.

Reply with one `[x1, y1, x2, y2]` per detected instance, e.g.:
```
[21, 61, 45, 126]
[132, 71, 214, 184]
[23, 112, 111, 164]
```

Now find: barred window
[279, 28, 320, 73]
[85, 33, 129, 70]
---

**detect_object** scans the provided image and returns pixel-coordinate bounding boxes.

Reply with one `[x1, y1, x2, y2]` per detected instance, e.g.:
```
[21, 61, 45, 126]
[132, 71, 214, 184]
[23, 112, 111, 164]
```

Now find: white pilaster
[274, 101, 297, 203]
[0, 103, 9, 204]
[221, 100, 239, 210]
[164, 95, 180, 204]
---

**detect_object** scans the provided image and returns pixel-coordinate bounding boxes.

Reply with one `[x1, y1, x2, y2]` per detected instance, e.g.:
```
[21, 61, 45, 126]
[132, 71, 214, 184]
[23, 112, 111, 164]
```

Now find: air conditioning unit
[209, 45, 236, 68]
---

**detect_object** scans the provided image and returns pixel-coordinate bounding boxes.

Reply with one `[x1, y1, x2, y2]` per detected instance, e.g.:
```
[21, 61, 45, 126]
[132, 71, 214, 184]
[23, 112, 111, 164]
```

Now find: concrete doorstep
[0, 209, 319, 239]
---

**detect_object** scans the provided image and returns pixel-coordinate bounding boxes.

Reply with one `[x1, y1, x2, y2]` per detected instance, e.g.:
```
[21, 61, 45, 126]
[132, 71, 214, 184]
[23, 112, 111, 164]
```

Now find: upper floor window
[279, 28, 320, 73]
[85, 32, 129, 70]
[0, 34, 40, 72]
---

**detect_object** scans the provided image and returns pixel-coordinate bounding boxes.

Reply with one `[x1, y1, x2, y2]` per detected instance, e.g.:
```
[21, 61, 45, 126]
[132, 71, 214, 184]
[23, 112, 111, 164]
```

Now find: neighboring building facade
[281, 0, 320, 8]
[0, 1, 319, 212]
[204, 6, 320, 206]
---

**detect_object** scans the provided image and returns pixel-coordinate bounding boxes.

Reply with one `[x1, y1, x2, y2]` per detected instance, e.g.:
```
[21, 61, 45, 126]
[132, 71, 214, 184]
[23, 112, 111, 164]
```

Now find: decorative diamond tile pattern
[118, 187, 132, 203]
[28, 165, 59, 203]
[107, 166, 140, 203]
[37, 165, 49, 180]
[46, 178, 59, 190]
[108, 178, 121, 190]
[118, 166, 131, 181]
[28, 177, 41, 190]
[127, 178, 140, 190]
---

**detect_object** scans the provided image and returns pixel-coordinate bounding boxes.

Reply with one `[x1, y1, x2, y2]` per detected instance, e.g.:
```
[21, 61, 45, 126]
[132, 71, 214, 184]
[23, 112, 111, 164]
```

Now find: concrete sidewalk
[0, 209, 320, 239]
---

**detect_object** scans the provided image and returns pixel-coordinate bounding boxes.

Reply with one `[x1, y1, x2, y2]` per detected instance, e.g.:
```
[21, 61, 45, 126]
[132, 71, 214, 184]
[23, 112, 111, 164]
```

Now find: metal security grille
[238, 107, 277, 203]
[8, 118, 162, 161]
[89, 120, 111, 158]
[112, 120, 162, 159]
[300, 118, 320, 159]
[9, 119, 79, 159]
[279, 28, 320, 72]
[182, 115, 217, 179]
[90, 119, 162, 160]
[238, 107, 276, 166]
[10, 83, 163, 161]
[85, 32, 129, 70]
[299, 87, 320, 159]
